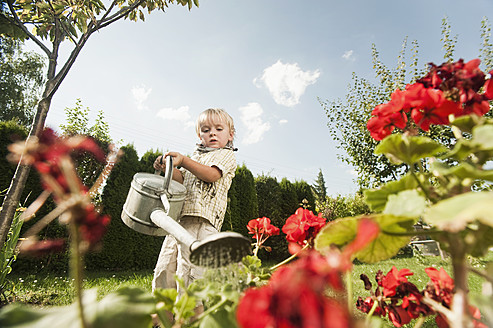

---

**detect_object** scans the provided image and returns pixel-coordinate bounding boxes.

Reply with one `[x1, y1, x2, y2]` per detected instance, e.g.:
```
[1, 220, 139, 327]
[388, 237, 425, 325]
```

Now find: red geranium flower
[483, 70, 493, 100]
[387, 305, 413, 327]
[19, 238, 66, 257]
[367, 58, 492, 140]
[282, 208, 326, 247]
[380, 266, 414, 297]
[237, 250, 352, 328]
[9, 128, 115, 254]
[247, 217, 280, 239]
[247, 217, 280, 256]
[424, 267, 454, 306]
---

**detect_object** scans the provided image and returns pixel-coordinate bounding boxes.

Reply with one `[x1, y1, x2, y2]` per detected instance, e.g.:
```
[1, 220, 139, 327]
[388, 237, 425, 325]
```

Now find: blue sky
[31, 0, 493, 195]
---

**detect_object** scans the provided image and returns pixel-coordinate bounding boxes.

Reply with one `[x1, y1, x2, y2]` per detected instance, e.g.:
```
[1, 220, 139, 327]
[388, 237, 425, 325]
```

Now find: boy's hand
[153, 152, 185, 171]
[153, 155, 166, 171]
[165, 152, 184, 167]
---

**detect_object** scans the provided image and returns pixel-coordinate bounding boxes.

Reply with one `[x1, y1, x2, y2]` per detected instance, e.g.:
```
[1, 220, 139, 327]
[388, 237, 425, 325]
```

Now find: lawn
[4, 251, 492, 327]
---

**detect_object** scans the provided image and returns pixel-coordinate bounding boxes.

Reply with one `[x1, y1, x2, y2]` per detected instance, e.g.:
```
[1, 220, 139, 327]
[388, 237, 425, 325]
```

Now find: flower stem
[447, 233, 469, 328]
[70, 222, 88, 328]
[269, 244, 309, 271]
[345, 271, 353, 316]
[380, 229, 440, 237]
[410, 167, 433, 202]
[195, 298, 227, 322]
[413, 317, 425, 328]
[365, 300, 378, 326]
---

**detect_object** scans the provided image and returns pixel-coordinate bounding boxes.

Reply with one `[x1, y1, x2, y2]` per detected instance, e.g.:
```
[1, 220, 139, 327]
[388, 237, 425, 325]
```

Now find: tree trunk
[0, 96, 52, 246]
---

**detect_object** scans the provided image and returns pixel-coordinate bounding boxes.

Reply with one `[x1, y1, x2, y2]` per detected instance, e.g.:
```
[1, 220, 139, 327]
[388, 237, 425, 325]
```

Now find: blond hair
[195, 108, 236, 139]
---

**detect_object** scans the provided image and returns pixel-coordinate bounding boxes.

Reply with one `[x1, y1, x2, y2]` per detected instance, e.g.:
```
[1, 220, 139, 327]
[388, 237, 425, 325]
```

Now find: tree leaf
[424, 192, 493, 231]
[375, 134, 446, 165]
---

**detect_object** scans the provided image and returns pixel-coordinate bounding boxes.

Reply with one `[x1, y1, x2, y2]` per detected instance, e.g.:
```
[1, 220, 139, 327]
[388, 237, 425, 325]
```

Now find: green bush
[85, 145, 164, 271]
[317, 193, 371, 221]
[224, 164, 258, 236]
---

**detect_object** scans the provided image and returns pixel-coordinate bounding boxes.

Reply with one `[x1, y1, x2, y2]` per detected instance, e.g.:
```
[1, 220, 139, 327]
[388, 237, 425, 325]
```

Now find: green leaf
[472, 125, 493, 150]
[466, 224, 493, 257]
[153, 288, 178, 310]
[375, 134, 446, 165]
[443, 138, 475, 161]
[450, 115, 479, 133]
[315, 215, 359, 249]
[175, 294, 196, 319]
[444, 125, 493, 163]
[364, 173, 420, 212]
[200, 308, 238, 328]
[0, 287, 154, 328]
[356, 214, 414, 263]
[424, 192, 493, 231]
[430, 161, 493, 182]
[314, 214, 414, 263]
[383, 189, 426, 218]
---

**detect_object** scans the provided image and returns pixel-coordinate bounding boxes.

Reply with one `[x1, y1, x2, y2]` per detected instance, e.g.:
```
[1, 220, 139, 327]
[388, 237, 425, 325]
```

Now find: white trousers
[152, 216, 218, 294]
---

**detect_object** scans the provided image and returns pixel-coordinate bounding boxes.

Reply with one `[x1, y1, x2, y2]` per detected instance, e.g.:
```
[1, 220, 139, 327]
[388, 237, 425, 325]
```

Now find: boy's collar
[196, 144, 238, 153]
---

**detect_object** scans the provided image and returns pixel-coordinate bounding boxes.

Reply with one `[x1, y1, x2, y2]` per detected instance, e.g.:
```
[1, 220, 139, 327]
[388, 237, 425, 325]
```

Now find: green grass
[6, 270, 154, 306]
[4, 252, 492, 327]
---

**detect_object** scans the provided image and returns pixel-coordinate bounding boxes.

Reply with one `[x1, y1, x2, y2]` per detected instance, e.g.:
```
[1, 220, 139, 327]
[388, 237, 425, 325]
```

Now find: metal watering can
[121, 156, 251, 268]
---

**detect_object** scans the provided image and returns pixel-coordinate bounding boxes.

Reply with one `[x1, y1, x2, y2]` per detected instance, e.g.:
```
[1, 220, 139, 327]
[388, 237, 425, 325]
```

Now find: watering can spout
[150, 209, 196, 248]
[150, 209, 252, 268]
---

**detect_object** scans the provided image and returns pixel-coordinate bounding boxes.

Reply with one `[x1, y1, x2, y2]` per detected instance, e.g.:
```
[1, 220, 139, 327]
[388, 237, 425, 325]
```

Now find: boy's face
[199, 119, 233, 148]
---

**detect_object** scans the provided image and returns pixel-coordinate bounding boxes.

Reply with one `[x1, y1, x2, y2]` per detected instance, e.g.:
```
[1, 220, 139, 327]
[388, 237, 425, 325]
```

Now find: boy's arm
[164, 152, 222, 183]
[180, 156, 222, 183]
[172, 168, 185, 184]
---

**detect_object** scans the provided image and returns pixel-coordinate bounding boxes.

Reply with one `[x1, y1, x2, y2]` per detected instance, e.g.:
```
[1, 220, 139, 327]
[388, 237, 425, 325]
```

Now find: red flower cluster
[9, 128, 111, 255]
[236, 251, 352, 328]
[75, 203, 111, 246]
[237, 218, 380, 328]
[247, 217, 280, 256]
[247, 217, 280, 240]
[10, 128, 106, 199]
[281, 208, 326, 247]
[357, 266, 487, 328]
[357, 266, 433, 327]
[424, 268, 485, 328]
[367, 59, 493, 140]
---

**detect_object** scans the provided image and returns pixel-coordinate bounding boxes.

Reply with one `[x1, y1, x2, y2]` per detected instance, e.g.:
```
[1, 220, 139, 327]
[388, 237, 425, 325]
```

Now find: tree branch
[6, 0, 52, 56]
[48, 30, 92, 99]
[47, 0, 147, 97]
[96, 0, 147, 29]
[98, 0, 119, 23]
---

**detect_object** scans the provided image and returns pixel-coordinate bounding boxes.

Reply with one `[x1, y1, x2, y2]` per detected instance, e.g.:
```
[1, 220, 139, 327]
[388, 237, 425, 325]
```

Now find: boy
[152, 108, 237, 297]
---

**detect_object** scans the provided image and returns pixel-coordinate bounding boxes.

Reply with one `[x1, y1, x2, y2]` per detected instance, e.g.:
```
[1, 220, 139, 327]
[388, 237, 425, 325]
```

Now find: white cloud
[131, 84, 152, 111]
[156, 106, 192, 124]
[254, 60, 320, 107]
[342, 50, 355, 61]
[279, 119, 288, 125]
[239, 102, 271, 145]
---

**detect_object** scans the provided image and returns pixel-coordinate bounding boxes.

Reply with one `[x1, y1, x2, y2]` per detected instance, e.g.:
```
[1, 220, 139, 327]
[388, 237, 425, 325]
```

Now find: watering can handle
[154, 155, 173, 194]
[163, 155, 173, 192]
